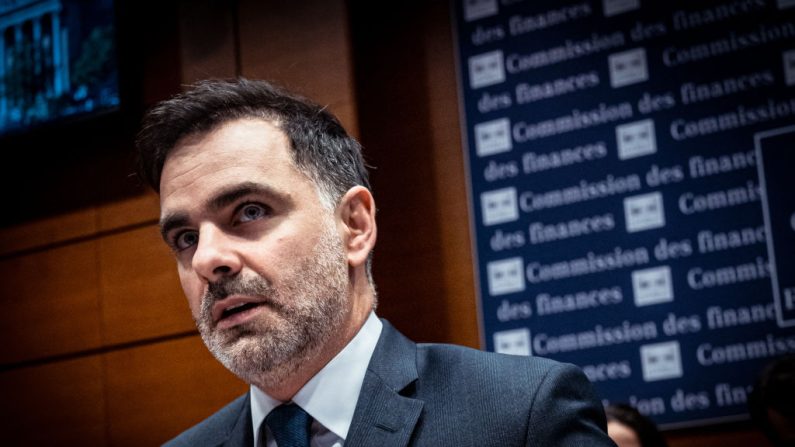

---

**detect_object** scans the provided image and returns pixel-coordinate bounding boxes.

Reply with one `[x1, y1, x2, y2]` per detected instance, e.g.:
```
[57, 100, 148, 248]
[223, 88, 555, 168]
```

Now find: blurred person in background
[606, 403, 668, 447]
[749, 355, 795, 447]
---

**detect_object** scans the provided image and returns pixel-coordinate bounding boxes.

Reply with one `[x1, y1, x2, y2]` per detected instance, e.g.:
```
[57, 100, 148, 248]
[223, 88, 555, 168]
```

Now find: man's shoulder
[406, 341, 611, 445]
[417, 341, 560, 373]
[414, 341, 579, 394]
[163, 393, 249, 447]
[378, 320, 571, 391]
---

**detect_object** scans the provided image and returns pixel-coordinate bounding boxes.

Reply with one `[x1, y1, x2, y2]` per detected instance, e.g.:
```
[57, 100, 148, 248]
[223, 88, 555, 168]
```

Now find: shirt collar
[251, 312, 383, 444]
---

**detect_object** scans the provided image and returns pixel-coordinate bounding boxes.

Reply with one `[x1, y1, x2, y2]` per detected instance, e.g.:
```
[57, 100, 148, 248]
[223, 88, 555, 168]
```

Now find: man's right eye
[174, 231, 199, 250]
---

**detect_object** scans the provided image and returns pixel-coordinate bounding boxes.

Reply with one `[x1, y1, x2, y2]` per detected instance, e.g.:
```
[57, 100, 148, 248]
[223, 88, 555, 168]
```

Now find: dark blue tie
[265, 403, 312, 447]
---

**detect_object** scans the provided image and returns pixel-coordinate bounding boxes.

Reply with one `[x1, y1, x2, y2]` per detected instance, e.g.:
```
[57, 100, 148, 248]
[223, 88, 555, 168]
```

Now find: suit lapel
[345, 321, 424, 447]
[220, 394, 254, 447]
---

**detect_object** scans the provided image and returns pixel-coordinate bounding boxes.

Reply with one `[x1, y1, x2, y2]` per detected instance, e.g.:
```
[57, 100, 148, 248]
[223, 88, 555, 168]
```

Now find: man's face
[158, 118, 352, 388]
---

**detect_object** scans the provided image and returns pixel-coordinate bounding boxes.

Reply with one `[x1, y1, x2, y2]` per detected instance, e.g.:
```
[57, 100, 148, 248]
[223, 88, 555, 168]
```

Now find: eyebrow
[159, 181, 289, 242]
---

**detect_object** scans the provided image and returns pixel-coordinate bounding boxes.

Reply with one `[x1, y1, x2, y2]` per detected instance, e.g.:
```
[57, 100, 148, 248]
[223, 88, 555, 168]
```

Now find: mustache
[206, 276, 272, 300]
[201, 276, 276, 317]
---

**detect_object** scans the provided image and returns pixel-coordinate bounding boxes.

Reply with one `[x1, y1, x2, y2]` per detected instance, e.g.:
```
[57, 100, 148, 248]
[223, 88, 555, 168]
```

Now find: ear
[337, 186, 377, 268]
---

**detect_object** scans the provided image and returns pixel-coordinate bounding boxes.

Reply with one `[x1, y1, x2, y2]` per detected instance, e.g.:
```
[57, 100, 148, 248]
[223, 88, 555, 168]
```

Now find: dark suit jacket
[164, 320, 616, 446]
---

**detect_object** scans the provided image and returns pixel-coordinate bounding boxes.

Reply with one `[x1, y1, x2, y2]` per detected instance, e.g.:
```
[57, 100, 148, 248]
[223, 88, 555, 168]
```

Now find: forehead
[159, 118, 312, 209]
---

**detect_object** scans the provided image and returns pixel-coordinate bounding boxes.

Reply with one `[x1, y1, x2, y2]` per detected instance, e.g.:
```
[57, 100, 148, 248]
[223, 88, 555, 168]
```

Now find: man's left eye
[238, 203, 267, 222]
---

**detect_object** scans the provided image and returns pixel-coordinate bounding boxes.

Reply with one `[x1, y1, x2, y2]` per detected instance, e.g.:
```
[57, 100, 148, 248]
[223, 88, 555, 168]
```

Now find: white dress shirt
[251, 312, 383, 447]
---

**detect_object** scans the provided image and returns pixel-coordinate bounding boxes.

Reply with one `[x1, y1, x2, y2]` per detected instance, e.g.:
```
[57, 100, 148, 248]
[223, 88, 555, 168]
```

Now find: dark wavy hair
[749, 355, 795, 446]
[606, 403, 668, 447]
[135, 78, 370, 209]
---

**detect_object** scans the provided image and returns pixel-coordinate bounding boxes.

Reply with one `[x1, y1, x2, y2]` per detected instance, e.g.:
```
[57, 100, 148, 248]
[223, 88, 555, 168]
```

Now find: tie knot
[265, 403, 312, 447]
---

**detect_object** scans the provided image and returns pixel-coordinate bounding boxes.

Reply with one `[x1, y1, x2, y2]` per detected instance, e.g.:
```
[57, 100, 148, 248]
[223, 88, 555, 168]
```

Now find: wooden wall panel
[99, 225, 193, 345]
[98, 193, 159, 231]
[0, 193, 158, 259]
[0, 241, 102, 365]
[237, 0, 359, 137]
[349, 2, 472, 346]
[0, 356, 106, 445]
[420, 2, 480, 349]
[0, 207, 97, 257]
[177, 0, 238, 82]
[105, 336, 247, 446]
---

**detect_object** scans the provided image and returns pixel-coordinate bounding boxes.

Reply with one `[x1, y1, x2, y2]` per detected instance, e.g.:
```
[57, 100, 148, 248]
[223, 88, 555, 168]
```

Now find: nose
[191, 224, 242, 282]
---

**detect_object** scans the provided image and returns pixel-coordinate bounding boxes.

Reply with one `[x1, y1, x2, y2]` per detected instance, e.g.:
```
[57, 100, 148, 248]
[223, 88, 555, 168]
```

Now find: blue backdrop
[454, 0, 795, 428]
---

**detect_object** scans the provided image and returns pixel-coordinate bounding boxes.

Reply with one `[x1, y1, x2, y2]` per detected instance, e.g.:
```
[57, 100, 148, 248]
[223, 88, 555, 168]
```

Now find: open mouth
[221, 302, 261, 320]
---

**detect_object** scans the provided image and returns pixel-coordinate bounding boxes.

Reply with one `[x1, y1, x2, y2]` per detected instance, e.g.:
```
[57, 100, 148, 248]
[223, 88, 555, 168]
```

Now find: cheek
[246, 236, 303, 273]
[177, 267, 204, 317]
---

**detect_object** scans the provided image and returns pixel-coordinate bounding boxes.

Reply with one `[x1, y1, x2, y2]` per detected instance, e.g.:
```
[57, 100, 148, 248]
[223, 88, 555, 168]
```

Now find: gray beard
[194, 223, 349, 389]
